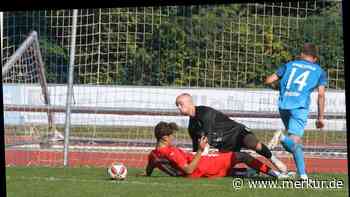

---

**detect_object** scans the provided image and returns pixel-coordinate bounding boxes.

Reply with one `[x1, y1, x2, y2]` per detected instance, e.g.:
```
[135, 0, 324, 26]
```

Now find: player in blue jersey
[265, 43, 327, 180]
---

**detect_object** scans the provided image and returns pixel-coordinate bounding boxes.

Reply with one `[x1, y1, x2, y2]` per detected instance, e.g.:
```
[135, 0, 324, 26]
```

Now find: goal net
[2, 2, 346, 173]
[2, 31, 63, 166]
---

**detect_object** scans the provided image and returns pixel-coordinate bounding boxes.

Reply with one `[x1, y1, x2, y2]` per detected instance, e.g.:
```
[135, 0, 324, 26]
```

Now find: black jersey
[188, 106, 246, 151]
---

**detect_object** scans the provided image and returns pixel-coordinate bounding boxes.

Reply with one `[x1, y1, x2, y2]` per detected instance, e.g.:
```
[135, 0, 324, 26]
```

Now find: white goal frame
[2, 30, 54, 130]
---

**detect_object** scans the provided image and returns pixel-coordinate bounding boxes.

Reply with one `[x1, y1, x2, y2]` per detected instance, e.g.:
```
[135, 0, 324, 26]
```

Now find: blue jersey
[276, 59, 327, 110]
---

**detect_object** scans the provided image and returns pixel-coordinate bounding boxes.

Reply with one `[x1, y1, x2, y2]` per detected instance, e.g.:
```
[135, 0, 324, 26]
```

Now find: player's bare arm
[182, 136, 207, 174]
[265, 73, 279, 90]
[265, 73, 279, 84]
[146, 159, 155, 176]
[136, 159, 155, 177]
[316, 85, 326, 129]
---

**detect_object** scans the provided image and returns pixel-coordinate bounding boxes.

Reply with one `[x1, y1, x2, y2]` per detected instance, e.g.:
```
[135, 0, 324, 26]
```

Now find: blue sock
[293, 143, 306, 176]
[280, 136, 306, 176]
[280, 135, 294, 153]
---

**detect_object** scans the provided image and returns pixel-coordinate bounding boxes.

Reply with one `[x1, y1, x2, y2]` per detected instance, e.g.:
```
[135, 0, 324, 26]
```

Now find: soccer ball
[107, 162, 128, 180]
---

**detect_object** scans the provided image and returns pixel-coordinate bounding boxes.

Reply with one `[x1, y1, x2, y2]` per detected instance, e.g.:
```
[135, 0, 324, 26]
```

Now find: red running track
[5, 150, 348, 174]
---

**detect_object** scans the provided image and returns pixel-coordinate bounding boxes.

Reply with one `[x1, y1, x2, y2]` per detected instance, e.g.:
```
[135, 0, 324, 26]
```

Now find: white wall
[3, 84, 346, 131]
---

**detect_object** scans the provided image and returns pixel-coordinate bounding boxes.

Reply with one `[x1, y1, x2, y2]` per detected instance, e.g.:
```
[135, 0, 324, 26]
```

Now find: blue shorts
[279, 108, 308, 137]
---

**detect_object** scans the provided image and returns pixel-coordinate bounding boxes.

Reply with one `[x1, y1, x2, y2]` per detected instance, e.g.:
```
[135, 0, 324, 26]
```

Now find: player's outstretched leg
[280, 134, 307, 180]
[242, 132, 288, 173]
[230, 167, 260, 178]
[235, 152, 291, 179]
[256, 142, 288, 174]
[278, 108, 308, 180]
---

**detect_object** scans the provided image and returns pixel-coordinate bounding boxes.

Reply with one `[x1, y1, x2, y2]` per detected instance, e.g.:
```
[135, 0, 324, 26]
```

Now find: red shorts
[188, 152, 237, 178]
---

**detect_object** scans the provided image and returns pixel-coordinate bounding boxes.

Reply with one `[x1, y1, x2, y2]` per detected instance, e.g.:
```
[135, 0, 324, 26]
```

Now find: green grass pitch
[5, 167, 348, 197]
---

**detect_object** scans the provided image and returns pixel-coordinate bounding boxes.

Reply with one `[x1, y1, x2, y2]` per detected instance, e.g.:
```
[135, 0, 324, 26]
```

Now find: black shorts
[211, 125, 255, 152]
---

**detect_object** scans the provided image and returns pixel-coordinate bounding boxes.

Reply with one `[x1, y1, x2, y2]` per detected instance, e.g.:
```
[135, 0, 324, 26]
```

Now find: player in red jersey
[137, 121, 289, 179]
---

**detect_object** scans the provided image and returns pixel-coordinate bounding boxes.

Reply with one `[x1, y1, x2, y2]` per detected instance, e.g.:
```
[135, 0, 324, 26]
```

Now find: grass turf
[5, 167, 348, 197]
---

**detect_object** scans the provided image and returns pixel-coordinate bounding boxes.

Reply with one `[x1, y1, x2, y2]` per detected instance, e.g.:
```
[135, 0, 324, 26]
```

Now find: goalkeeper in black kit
[175, 93, 293, 177]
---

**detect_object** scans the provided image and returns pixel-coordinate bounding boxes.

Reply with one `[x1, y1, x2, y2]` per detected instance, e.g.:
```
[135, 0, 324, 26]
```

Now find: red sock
[247, 159, 270, 174]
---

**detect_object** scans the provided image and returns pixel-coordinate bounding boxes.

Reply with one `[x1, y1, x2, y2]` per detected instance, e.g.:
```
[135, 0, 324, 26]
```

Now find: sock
[280, 136, 306, 176]
[270, 155, 278, 163]
[293, 143, 306, 176]
[280, 135, 294, 153]
[256, 143, 272, 159]
[267, 169, 280, 177]
[270, 155, 287, 173]
[247, 158, 270, 175]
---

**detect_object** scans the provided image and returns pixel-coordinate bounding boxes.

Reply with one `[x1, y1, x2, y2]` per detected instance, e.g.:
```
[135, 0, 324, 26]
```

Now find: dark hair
[154, 121, 178, 140]
[302, 43, 318, 58]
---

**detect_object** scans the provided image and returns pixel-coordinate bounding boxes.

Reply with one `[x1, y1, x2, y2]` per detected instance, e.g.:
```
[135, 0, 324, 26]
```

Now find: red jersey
[148, 146, 237, 178]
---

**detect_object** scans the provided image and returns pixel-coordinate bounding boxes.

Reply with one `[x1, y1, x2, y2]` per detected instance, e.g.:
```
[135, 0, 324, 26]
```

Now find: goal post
[3, 30, 57, 150]
[3, 31, 53, 129]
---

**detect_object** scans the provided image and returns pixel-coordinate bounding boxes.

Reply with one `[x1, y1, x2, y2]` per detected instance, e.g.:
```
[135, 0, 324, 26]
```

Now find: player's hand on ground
[316, 119, 325, 129]
[198, 136, 208, 152]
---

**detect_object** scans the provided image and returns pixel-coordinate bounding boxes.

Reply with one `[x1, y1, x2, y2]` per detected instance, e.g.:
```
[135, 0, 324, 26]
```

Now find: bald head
[176, 93, 193, 106]
[175, 93, 195, 116]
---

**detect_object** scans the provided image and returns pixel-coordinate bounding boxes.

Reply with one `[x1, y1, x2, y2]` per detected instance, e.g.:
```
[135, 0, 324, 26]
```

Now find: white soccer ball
[107, 163, 128, 180]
